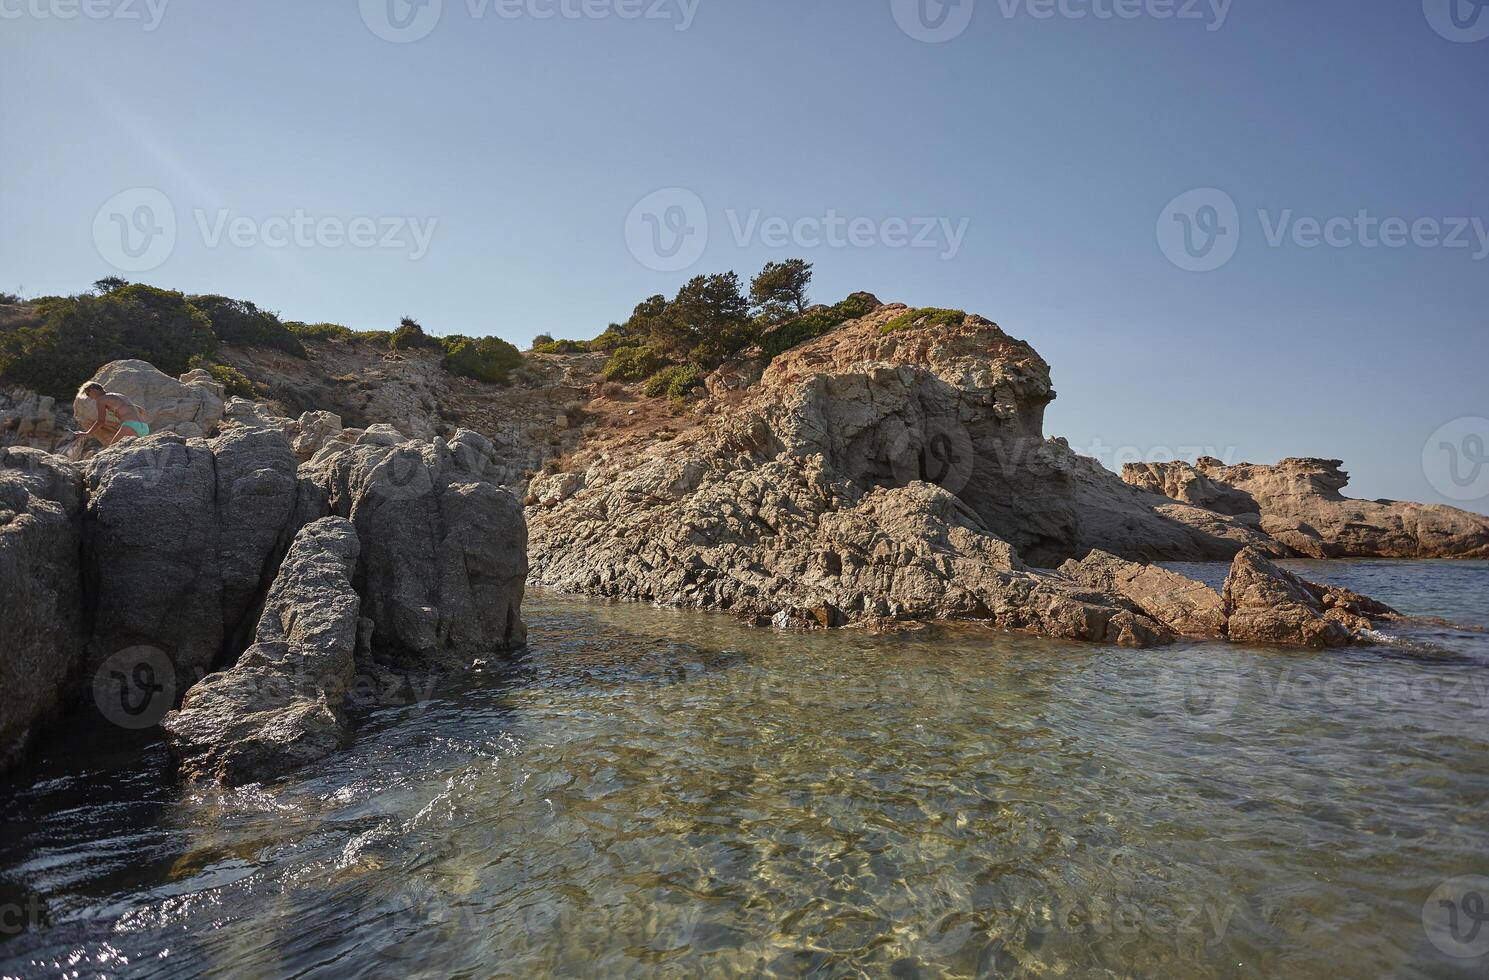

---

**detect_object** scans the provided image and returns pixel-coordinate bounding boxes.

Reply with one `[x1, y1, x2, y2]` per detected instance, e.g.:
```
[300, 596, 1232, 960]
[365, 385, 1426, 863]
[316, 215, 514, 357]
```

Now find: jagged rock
[527, 305, 1277, 643]
[73, 360, 225, 441]
[0, 449, 85, 772]
[302, 431, 527, 665]
[290, 410, 342, 462]
[1222, 548, 1352, 649]
[80, 428, 312, 683]
[1059, 550, 1226, 638]
[162, 518, 362, 786]
[0, 387, 73, 453]
[1124, 457, 1489, 559]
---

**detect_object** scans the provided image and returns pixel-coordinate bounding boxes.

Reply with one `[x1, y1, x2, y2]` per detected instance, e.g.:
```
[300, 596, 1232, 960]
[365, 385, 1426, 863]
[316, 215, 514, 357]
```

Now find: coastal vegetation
[0, 280, 526, 398]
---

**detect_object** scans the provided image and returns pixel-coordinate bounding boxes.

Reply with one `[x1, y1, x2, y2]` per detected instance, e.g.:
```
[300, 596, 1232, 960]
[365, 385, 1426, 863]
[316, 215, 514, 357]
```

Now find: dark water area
[2, 562, 1487, 978]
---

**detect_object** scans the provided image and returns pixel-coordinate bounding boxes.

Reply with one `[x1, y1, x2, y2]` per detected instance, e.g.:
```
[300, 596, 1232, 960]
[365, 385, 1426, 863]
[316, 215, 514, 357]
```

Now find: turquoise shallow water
[1, 561, 1487, 978]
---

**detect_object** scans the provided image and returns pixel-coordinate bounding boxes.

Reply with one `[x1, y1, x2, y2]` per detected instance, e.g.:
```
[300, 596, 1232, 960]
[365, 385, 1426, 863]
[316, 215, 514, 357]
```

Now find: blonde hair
[79, 382, 105, 398]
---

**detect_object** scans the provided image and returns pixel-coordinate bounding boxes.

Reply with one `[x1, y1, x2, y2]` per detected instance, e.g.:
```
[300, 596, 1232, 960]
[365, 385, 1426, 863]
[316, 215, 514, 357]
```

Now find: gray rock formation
[1059, 550, 1227, 638]
[303, 429, 528, 664]
[163, 518, 362, 786]
[0, 449, 86, 772]
[80, 427, 309, 683]
[73, 360, 225, 441]
[1, 387, 73, 453]
[1124, 457, 1489, 559]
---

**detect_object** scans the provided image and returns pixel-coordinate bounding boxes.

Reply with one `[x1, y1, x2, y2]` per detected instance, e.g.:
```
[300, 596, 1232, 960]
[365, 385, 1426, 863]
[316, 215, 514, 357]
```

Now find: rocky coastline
[2, 299, 1485, 785]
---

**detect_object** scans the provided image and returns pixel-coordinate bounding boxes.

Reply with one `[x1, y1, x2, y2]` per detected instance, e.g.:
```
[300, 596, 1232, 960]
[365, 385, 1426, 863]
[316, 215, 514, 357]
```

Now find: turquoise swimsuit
[122, 420, 149, 437]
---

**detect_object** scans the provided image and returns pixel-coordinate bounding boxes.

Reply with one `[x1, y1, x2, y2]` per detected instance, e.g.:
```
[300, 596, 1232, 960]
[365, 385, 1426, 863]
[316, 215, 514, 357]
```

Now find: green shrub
[589, 324, 632, 351]
[760, 292, 884, 360]
[188, 356, 256, 398]
[285, 321, 355, 342]
[189, 294, 306, 358]
[879, 307, 966, 335]
[0, 285, 215, 399]
[0, 292, 23, 305]
[603, 345, 668, 382]
[534, 338, 588, 354]
[442, 334, 523, 384]
[389, 317, 443, 352]
[640, 363, 703, 400]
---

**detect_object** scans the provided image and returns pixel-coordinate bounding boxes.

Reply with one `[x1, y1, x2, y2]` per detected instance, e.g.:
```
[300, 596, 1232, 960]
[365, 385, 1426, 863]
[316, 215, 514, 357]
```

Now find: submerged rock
[163, 518, 362, 786]
[1125, 457, 1489, 559]
[0, 449, 86, 772]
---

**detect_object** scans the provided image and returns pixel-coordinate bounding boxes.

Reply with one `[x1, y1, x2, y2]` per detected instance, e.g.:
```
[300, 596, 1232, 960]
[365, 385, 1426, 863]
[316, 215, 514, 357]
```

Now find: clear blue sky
[2, 0, 1486, 512]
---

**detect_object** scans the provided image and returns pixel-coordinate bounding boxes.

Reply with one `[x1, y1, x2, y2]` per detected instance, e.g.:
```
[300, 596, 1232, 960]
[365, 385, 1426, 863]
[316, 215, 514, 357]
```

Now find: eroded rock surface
[0, 449, 86, 772]
[1059, 550, 1227, 638]
[163, 518, 362, 786]
[1125, 457, 1489, 559]
[1222, 548, 1353, 649]
[303, 429, 528, 664]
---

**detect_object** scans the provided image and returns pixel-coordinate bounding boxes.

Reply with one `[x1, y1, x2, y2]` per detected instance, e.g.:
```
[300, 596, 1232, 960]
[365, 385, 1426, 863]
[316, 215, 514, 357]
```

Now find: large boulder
[1, 387, 72, 453]
[1222, 548, 1352, 649]
[302, 429, 527, 665]
[80, 428, 312, 684]
[162, 518, 362, 786]
[0, 449, 86, 772]
[1059, 549, 1227, 638]
[73, 360, 225, 441]
[1124, 457, 1489, 559]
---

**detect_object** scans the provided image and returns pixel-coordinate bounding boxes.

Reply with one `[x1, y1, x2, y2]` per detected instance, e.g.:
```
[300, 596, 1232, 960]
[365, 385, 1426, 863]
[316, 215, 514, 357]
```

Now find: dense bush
[533, 338, 588, 354]
[879, 308, 966, 335]
[189, 294, 306, 358]
[760, 291, 883, 360]
[640, 363, 703, 400]
[389, 317, 444, 352]
[0, 292, 22, 305]
[0, 285, 215, 399]
[188, 355, 256, 398]
[285, 320, 357, 342]
[442, 334, 523, 384]
[603, 344, 668, 382]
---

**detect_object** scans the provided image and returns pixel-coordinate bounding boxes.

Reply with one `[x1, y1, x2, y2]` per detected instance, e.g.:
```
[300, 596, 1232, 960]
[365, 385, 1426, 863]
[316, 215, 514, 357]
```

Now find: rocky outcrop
[162, 518, 362, 786]
[0, 387, 73, 453]
[1059, 550, 1227, 638]
[73, 360, 225, 441]
[0, 449, 86, 772]
[1222, 548, 1354, 649]
[527, 305, 1281, 643]
[80, 427, 309, 683]
[1124, 457, 1489, 559]
[303, 428, 528, 664]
